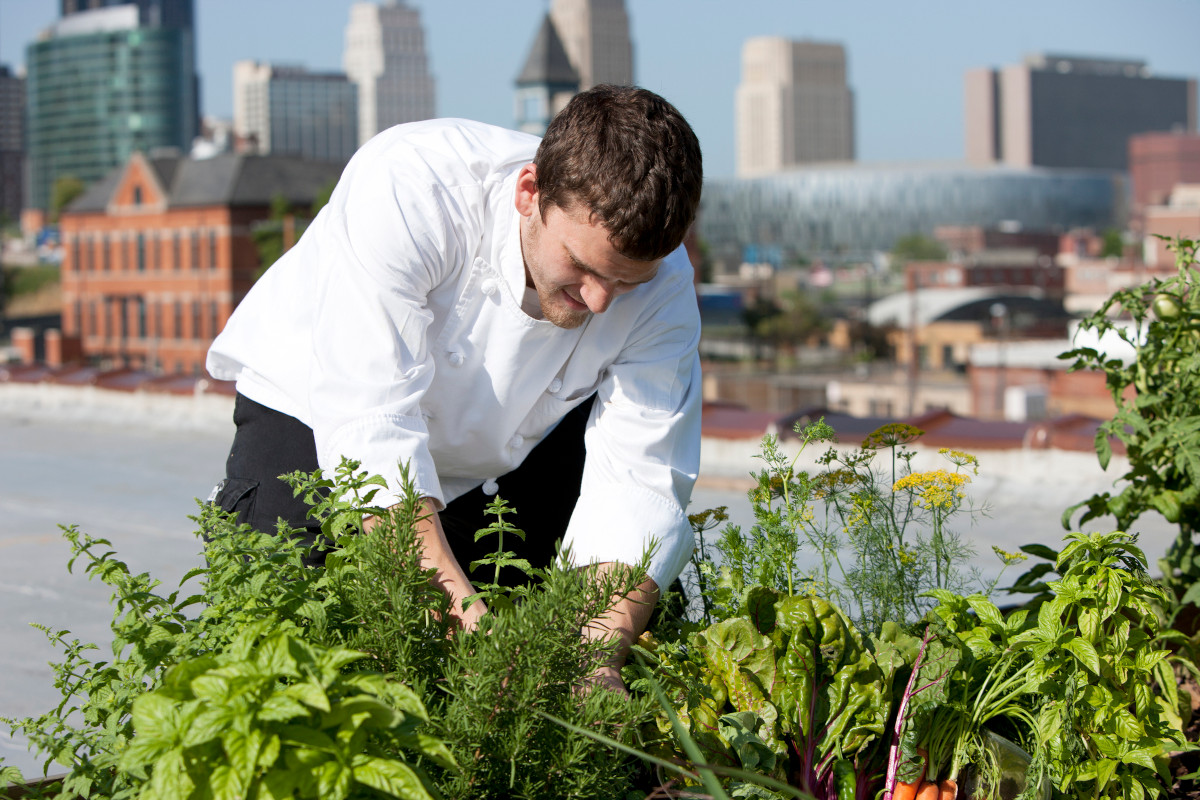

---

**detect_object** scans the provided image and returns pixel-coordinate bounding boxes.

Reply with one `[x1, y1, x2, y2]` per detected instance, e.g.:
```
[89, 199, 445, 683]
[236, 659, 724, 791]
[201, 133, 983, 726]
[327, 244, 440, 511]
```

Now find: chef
[206, 84, 704, 691]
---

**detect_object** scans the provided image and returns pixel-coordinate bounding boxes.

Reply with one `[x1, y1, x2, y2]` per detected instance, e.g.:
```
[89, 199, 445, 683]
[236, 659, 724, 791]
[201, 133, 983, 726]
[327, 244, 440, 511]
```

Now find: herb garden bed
[3, 238, 1200, 800]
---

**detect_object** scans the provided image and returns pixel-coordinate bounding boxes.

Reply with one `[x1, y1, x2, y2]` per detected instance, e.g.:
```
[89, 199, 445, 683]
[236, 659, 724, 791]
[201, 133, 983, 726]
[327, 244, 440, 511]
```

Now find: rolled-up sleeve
[560, 263, 702, 591]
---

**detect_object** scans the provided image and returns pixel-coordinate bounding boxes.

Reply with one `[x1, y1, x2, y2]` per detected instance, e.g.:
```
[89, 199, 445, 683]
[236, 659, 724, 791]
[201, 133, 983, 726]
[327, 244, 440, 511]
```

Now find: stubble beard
[522, 212, 590, 330]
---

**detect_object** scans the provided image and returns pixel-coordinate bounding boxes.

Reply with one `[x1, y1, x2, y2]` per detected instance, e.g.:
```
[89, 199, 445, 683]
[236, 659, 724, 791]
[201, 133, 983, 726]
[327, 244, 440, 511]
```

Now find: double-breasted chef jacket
[207, 119, 702, 591]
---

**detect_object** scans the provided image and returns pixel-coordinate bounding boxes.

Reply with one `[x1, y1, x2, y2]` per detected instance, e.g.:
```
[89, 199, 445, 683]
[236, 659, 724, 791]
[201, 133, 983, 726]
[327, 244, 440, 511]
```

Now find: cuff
[560, 483, 693, 592]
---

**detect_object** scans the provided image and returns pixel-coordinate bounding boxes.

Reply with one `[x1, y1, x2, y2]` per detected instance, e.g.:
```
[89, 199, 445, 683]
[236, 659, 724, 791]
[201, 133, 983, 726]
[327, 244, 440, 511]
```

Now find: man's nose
[580, 276, 616, 314]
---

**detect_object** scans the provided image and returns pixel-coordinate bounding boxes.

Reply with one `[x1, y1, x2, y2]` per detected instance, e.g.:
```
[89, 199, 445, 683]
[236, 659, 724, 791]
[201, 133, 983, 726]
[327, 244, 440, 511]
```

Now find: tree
[49, 175, 86, 223]
[1100, 228, 1124, 258]
[890, 234, 947, 265]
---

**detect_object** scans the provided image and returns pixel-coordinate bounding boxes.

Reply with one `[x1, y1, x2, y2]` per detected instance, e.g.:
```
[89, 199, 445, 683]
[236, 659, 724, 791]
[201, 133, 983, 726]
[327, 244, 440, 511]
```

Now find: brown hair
[533, 85, 703, 262]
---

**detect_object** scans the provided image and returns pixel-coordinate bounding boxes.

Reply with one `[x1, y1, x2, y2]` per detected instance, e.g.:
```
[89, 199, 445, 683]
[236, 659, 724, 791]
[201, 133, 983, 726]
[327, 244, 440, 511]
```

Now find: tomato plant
[1061, 236, 1200, 609]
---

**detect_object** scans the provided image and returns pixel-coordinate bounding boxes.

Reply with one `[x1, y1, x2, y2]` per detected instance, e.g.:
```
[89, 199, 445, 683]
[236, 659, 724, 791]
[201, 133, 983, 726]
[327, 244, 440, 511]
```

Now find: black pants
[213, 393, 591, 586]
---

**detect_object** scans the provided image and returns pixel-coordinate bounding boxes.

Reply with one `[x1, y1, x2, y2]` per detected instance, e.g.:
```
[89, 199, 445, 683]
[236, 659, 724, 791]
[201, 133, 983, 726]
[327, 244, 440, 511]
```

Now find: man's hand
[365, 498, 487, 632]
[580, 564, 659, 695]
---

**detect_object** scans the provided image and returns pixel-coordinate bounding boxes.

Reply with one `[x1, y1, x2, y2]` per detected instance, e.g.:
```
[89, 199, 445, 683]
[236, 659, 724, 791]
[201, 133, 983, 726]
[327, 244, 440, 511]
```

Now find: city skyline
[2, 0, 1199, 179]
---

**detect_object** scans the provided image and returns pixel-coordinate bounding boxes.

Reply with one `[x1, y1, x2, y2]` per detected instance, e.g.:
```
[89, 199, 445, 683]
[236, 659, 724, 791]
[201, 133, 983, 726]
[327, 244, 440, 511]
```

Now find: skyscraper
[965, 53, 1197, 171]
[343, 1, 435, 147]
[548, 0, 633, 91]
[25, 1, 198, 213]
[514, 14, 579, 136]
[0, 65, 25, 224]
[233, 62, 358, 164]
[735, 37, 855, 178]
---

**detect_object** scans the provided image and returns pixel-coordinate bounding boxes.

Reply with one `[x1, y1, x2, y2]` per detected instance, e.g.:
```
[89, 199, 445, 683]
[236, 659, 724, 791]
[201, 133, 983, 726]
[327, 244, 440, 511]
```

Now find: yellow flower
[862, 423, 925, 450]
[893, 469, 970, 511]
[938, 447, 980, 475]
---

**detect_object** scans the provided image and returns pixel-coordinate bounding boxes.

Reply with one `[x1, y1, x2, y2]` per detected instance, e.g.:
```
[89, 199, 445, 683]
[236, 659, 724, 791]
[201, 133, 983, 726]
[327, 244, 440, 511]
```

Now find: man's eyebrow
[564, 245, 658, 285]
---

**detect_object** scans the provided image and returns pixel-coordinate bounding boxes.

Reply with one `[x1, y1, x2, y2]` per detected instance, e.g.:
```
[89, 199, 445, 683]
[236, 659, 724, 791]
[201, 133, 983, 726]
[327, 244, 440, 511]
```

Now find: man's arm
[580, 563, 660, 693]
[366, 498, 488, 632]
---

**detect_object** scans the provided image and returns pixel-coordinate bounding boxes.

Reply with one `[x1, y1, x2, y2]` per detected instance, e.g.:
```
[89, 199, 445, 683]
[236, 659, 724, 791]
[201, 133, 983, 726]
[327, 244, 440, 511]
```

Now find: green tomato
[1152, 293, 1182, 320]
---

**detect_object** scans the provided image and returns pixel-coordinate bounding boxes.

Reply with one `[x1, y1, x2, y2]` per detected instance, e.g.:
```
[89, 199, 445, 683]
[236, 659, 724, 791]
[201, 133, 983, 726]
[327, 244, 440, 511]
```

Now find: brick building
[1129, 131, 1200, 231]
[58, 150, 344, 375]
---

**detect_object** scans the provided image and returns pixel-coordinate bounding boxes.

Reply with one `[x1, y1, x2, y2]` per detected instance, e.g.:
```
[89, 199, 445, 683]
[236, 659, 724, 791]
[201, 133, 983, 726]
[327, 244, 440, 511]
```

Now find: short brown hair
[534, 85, 703, 262]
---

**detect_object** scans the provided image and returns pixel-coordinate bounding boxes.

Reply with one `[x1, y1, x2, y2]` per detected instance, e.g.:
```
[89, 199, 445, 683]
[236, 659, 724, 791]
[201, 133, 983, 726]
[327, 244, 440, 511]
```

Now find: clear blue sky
[2, 0, 1198, 178]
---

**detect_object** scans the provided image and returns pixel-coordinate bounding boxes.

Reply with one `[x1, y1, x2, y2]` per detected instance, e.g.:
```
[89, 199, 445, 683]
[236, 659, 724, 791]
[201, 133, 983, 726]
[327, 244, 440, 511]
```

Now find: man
[206, 85, 703, 689]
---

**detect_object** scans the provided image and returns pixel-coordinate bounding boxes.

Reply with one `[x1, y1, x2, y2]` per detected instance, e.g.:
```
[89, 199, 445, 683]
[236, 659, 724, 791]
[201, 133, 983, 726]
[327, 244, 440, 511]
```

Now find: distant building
[233, 61, 358, 164]
[60, 0, 193, 28]
[549, 0, 633, 91]
[736, 37, 855, 178]
[1144, 183, 1200, 268]
[700, 163, 1125, 270]
[25, 2, 198, 213]
[0, 64, 24, 224]
[343, 1, 435, 147]
[965, 53, 1197, 171]
[57, 151, 344, 375]
[514, 14, 580, 136]
[1129, 131, 1200, 229]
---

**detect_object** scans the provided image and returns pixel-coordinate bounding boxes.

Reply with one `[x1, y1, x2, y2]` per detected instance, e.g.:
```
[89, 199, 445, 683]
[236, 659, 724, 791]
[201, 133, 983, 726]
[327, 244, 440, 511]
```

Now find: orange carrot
[915, 780, 941, 800]
[938, 779, 958, 800]
[892, 749, 928, 800]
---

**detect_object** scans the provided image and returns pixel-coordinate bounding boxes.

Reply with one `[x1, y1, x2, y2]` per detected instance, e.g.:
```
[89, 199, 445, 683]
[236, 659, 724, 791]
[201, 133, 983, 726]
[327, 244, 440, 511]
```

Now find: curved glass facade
[26, 25, 196, 211]
[698, 163, 1127, 268]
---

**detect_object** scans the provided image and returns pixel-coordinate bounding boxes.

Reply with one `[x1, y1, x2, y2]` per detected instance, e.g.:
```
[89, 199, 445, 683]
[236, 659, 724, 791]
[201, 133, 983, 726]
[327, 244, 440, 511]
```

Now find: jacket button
[548, 379, 563, 393]
[447, 351, 464, 366]
[508, 434, 524, 449]
[482, 479, 499, 495]
[481, 279, 498, 296]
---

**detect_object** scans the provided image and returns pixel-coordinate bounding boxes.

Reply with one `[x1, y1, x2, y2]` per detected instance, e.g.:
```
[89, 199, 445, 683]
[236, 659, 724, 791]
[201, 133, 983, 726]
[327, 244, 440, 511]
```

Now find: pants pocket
[209, 476, 260, 526]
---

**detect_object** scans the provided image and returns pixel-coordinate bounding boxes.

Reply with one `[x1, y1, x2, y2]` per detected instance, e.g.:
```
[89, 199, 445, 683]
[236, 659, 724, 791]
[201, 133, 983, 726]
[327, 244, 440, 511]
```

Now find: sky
[2, 0, 1199, 179]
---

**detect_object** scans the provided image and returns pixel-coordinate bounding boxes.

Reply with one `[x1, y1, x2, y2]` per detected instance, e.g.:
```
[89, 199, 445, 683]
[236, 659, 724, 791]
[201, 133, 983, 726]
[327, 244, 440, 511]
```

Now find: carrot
[938, 779, 958, 800]
[891, 748, 927, 800]
[915, 780, 941, 800]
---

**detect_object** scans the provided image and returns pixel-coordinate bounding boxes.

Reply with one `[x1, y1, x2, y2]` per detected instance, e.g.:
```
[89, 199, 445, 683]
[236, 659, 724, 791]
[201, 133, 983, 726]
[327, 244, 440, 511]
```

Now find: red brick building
[1129, 131, 1200, 231]
[58, 151, 344, 375]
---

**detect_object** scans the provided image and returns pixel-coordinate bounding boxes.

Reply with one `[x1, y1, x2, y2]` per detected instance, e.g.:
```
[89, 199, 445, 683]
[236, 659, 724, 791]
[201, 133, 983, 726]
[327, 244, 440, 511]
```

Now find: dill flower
[861, 423, 925, 450]
[893, 469, 970, 511]
[938, 447, 980, 475]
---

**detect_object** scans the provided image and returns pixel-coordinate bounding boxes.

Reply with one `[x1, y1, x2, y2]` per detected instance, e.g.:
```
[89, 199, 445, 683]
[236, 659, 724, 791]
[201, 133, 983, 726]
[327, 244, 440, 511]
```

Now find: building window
[72, 239, 80, 275]
[173, 233, 181, 271]
[191, 232, 200, 271]
[137, 298, 147, 338]
[137, 234, 146, 271]
[210, 300, 219, 337]
[209, 230, 217, 269]
[174, 301, 183, 339]
[133, 186, 142, 205]
[102, 237, 110, 272]
[192, 300, 202, 339]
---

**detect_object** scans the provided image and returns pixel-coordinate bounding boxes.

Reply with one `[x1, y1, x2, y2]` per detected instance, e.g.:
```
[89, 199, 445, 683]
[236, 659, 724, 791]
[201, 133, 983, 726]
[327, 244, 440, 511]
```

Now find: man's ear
[514, 163, 538, 217]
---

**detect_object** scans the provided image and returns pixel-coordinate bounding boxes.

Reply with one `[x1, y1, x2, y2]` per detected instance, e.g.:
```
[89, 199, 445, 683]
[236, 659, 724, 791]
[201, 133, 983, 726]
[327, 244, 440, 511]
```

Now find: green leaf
[282, 680, 331, 713]
[1063, 637, 1101, 675]
[352, 756, 434, 800]
[1095, 427, 1113, 470]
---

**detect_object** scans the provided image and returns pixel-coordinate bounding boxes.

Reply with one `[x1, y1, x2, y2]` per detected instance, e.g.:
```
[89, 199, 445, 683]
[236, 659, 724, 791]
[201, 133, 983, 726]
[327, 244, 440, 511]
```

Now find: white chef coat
[207, 118, 702, 591]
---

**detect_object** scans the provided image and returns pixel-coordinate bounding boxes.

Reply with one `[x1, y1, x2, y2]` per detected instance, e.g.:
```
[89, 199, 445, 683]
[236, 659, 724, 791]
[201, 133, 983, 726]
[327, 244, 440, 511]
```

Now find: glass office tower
[26, 3, 196, 212]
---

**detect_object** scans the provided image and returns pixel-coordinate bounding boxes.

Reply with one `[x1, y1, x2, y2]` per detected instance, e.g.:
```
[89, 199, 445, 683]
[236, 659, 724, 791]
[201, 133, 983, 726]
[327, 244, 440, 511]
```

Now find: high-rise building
[0, 65, 25, 224]
[735, 37, 855, 178]
[548, 0, 632, 91]
[343, 1, 435, 147]
[233, 61, 358, 164]
[965, 53, 1197, 171]
[514, 14, 579, 136]
[61, 0, 193, 28]
[25, 1, 198, 214]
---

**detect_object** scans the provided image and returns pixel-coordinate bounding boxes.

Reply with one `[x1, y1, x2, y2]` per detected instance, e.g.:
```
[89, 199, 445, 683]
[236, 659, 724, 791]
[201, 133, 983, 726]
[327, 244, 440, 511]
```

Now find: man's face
[515, 165, 661, 329]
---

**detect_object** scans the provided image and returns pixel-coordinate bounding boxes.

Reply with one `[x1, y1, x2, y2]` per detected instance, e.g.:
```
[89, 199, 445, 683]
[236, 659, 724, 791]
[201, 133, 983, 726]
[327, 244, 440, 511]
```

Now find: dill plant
[693, 420, 1022, 634]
